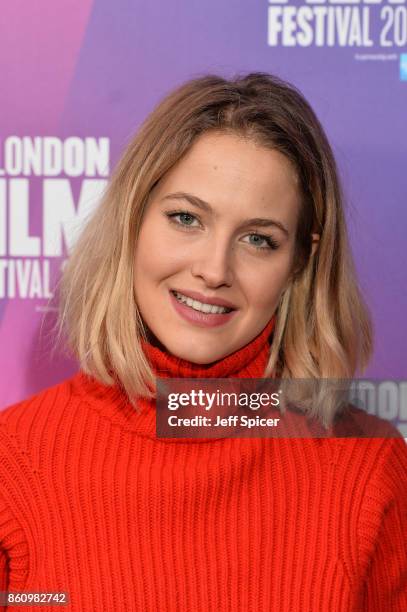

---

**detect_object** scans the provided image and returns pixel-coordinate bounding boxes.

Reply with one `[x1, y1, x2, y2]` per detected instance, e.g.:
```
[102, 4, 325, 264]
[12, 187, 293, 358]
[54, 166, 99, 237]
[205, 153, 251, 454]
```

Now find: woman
[0, 73, 406, 610]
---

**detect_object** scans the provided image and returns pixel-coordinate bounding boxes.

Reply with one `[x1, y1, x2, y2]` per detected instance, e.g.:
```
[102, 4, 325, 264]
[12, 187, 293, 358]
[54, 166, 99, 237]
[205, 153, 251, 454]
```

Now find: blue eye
[165, 210, 279, 251]
[166, 211, 199, 227]
[246, 234, 279, 251]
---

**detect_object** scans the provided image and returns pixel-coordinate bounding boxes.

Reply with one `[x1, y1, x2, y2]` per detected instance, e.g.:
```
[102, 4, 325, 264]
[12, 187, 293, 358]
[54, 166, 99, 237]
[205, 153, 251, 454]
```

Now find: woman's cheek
[251, 266, 291, 308]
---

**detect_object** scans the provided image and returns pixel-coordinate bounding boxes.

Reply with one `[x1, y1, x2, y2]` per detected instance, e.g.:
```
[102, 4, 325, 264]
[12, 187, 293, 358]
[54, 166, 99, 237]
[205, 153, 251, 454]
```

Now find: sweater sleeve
[0, 546, 9, 612]
[0, 492, 11, 612]
[0, 423, 32, 606]
[0, 427, 12, 608]
[358, 437, 407, 609]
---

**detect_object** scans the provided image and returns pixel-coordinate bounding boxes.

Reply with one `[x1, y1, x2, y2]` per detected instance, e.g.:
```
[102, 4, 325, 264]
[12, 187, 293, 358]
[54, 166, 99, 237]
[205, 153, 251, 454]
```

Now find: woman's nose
[190, 238, 235, 288]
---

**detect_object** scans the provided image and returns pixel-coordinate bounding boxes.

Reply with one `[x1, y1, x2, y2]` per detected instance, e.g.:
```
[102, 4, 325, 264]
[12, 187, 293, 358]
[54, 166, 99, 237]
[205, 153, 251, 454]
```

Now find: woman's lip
[169, 290, 238, 328]
[170, 288, 237, 310]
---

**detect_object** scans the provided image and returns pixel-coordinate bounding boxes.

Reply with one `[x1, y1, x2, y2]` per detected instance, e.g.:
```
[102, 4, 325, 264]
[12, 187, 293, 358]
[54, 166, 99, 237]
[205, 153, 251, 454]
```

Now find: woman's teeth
[172, 291, 232, 314]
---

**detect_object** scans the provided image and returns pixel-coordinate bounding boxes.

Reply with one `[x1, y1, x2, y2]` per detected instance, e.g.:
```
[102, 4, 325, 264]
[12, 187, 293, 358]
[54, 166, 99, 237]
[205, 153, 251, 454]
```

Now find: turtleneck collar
[71, 316, 276, 442]
[140, 315, 276, 380]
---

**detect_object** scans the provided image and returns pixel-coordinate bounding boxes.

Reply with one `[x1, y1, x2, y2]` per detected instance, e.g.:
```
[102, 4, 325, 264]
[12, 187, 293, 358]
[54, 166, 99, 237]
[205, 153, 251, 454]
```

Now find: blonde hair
[54, 72, 373, 427]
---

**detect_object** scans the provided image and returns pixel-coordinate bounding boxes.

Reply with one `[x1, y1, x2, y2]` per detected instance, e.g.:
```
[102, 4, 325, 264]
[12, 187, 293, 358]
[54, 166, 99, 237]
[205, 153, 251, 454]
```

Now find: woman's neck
[140, 315, 276, 380]
[73, 315, 276, 441]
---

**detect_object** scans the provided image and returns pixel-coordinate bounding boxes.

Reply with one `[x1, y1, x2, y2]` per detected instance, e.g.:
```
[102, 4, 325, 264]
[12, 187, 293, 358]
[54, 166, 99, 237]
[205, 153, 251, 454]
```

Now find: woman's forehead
[152, 133, 300, 219]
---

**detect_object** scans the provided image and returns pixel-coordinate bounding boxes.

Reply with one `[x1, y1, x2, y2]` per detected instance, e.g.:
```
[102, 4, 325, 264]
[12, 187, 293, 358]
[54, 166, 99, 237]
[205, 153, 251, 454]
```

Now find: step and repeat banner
[0, 0, 406, 429]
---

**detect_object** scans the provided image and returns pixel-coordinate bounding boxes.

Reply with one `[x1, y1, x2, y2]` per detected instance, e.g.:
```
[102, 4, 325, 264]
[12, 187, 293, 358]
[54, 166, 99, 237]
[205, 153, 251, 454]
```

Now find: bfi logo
[268, 1, 406, 5]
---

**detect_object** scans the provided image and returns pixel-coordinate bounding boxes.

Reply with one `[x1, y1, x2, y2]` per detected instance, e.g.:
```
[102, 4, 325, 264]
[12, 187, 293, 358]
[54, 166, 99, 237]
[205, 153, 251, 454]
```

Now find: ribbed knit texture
[0, 315, 406, 610]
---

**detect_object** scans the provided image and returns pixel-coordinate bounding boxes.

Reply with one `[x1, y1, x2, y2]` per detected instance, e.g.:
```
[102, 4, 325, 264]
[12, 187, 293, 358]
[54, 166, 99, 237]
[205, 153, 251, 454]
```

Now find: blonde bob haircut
[56, 72, 373, 427]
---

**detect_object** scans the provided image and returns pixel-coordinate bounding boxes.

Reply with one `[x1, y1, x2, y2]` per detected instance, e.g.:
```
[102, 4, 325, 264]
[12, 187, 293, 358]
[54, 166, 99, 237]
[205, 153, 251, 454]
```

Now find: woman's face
[134, 132, 301, 364]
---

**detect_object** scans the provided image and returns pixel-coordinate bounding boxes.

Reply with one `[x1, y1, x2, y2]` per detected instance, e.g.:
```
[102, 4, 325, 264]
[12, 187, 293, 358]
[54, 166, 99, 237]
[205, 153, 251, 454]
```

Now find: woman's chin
[142, 321, 240, 364]
[166, 342, 232, 365]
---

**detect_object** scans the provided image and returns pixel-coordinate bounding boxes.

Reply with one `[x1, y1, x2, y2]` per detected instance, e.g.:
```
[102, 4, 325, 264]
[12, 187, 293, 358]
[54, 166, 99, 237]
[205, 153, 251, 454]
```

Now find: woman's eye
[166, 211, 200, 227]
[165, 211, 279, 251]
[244, 234, 279, 251]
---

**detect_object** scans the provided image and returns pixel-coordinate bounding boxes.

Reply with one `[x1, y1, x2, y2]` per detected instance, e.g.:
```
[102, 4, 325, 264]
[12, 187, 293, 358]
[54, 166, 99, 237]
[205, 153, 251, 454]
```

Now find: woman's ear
[311, 233, 320, 257]
[289, 232, 321, 283]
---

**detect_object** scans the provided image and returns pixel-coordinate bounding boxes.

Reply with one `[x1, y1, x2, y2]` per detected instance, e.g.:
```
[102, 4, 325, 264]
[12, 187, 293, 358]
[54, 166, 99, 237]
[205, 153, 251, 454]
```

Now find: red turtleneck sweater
[0, 319, 406, 611]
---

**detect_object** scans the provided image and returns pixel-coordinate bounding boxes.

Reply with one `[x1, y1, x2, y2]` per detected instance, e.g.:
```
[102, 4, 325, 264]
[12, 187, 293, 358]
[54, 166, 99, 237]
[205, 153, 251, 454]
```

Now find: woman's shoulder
[0, 372, 83, 442]
[0, 372, 92, 513]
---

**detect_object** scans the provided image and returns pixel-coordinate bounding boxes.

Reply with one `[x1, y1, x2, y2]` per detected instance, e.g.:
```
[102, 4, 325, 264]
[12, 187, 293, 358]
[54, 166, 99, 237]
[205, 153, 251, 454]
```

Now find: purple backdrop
[0, 0, 406, 429]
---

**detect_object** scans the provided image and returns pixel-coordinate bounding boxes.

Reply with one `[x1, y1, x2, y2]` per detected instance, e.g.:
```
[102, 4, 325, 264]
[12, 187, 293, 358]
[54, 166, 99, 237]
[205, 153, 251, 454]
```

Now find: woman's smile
[170, 288, 238, 311]
[168, 288, 239, 328]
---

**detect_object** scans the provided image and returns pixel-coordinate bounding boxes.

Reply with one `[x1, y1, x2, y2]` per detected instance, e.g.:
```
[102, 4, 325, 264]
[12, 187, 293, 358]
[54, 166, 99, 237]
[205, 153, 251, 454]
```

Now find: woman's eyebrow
[160, 191, 290, 237]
